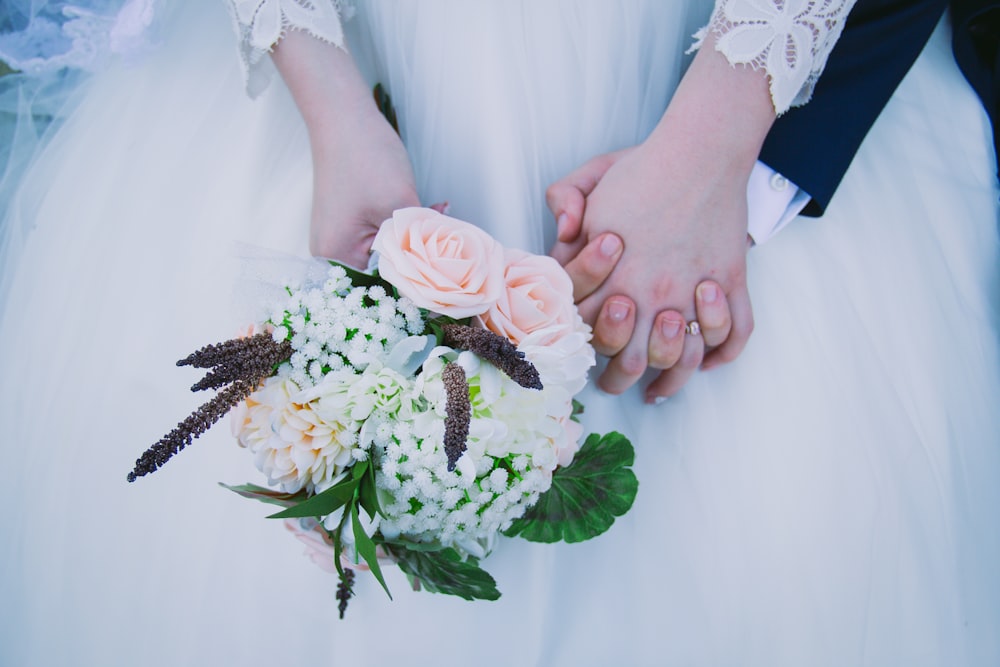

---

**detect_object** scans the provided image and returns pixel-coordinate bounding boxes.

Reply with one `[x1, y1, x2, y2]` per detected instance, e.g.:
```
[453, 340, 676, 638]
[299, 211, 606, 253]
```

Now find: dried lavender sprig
[336, 568, 355, 620]
[127, 378, 256, 482]
[189, 338, 292, 392]
[442, 324, 542, 390]
[177, 335, 263, 368]
[442, 361, 471, 472]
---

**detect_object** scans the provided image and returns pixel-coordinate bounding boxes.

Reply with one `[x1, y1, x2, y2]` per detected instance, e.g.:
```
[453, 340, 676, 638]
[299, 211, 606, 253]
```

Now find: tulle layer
[0, 2, 997, 666]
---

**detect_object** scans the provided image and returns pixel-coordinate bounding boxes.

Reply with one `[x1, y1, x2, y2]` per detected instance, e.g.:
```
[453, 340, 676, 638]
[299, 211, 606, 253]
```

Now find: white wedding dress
[1, 2, 997, 666]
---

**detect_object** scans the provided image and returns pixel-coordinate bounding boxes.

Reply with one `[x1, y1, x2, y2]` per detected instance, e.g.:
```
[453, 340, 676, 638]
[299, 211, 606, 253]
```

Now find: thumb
[559, 232, 624, 302]
[545, 149, 628, 243]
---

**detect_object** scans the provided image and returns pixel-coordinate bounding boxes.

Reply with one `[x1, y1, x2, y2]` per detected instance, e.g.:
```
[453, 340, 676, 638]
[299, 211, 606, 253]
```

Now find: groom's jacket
[760, 0, 998, 216]
[951, 0, 999, 178]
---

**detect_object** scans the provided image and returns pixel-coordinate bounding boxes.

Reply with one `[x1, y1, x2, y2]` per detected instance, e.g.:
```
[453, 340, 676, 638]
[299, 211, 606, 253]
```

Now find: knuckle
[596, 376, 627, 395]
[701, 334, 726, 351]
[544, 182, 561, 204]
[647, 371, 683, 398]
[713, 346, 740, 364]
[732, 314, 754, 341]
[613, 349, 647, 378]
[593, 337, 626, 357]
[649, 349, 681, 371]
[676, 348, 703, 373]
[647, 279, 677, 305]
[579, 255, 606, 282]
[696, 290, 728, 320]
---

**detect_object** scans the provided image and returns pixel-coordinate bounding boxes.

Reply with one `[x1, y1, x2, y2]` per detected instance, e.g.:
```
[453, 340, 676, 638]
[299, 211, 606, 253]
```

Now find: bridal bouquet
[128, 207, 636, 616]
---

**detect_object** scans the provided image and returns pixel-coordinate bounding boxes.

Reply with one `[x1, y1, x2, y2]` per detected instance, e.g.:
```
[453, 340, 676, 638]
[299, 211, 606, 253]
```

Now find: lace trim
[0, 0, 157, 75]
[225, 0, 353, 98]
[692, 0, 858, 115]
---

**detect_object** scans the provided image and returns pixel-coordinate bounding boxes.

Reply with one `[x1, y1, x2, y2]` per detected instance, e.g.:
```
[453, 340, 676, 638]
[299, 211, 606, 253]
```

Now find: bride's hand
[272, 31, 418, 269]
[308, 102, 418, 269]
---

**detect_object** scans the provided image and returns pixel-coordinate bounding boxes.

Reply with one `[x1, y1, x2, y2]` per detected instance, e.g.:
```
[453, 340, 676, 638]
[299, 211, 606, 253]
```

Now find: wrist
[647, 33, 775, 177]
[272, 29, 384, 154]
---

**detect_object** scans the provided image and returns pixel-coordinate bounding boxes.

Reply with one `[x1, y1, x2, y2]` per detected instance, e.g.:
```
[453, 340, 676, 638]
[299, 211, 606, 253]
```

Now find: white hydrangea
[373, 343, 584, 557]
[265, 268, 426, 391]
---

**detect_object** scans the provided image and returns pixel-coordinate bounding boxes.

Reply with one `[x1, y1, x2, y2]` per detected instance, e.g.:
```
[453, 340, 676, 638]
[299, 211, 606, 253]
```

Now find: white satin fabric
[0, 2, 997, 666]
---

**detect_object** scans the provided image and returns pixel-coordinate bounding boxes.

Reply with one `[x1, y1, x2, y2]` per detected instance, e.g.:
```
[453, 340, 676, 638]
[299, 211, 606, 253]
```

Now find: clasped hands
[547, 135, 754, 403]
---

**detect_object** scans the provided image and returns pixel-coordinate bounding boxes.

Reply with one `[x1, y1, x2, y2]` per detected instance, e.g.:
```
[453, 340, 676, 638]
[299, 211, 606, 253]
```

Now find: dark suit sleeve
[758, 0, 948, 217]
[951, 0, 999, 179]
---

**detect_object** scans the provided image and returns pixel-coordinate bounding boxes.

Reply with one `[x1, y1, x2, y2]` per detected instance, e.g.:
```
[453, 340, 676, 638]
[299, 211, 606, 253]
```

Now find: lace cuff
[692, 0, 858, 115]
[225, 0, 351, 98]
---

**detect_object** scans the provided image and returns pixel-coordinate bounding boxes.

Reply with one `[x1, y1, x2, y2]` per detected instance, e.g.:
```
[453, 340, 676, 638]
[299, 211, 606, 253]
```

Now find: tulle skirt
[0, 2, 997, 666]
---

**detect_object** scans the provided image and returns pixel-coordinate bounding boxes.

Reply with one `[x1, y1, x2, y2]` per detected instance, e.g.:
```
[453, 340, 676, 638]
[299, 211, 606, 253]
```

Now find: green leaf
[504, 431, 638, 543]
[267, 476, 359, 519]
[351, 502, 392, 599]
[385, 545, 500, 601]
[379, 536, 450, 553]
[351, 459, 369, 481]
[372, 83, 400, 135]
[331, 527, 346, 579]
[358, 459, 383, 519]
[219, 483, 310, 508]
[425, 315, 471, 345]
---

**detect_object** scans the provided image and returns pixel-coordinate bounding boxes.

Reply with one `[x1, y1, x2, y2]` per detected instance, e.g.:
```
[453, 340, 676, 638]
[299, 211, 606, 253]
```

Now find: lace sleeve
[225, 0, 352, 98]
[692, 0, 858, 115]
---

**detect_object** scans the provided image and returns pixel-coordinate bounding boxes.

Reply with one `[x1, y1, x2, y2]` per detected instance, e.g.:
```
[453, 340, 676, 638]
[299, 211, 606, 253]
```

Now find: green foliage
[219, 483, 309, 508]
[358, 459, 383, 519]
[373, 83, 399, 135]
[226, 429, 636, 606]
[504, 431, 638, 543]
[386, 545, 501, 601]
[351, 502, 391, 598]
[425, 315, 467, 345]
[266, 473, 360, 519]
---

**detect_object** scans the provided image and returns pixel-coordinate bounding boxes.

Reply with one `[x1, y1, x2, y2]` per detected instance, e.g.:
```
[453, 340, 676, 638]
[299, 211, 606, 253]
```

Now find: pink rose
[372, 207, 505, 318]
[479, 249, 577, 346]
[284, 520, 396, 574]
[284, 519, 339, 574]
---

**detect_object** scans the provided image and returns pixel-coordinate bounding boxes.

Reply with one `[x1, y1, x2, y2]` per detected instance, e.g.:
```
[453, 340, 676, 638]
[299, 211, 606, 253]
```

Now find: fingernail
[699, 283, 719, 304]
[599, 234, 622, 258]
[557, 213, 569, 235]
[607, 300, 630, 322]
[661, 317, 682, 338]
[647, 395, 667, 405]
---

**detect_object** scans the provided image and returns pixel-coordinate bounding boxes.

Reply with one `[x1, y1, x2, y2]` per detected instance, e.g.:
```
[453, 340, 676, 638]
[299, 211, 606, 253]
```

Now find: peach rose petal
[480, 249, 577, 347]
[372, 207, 504, 318]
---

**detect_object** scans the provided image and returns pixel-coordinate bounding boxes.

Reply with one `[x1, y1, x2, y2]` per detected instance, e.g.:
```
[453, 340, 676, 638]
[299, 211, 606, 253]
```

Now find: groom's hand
[558, 229, 741, 400]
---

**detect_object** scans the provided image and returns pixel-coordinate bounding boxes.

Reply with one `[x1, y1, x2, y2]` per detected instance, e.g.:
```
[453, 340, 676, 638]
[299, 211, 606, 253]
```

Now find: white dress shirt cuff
[746, 161, 811, 245]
